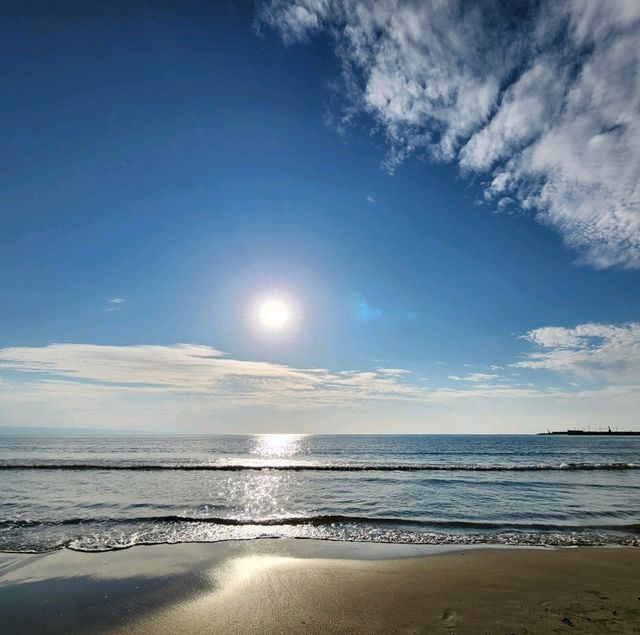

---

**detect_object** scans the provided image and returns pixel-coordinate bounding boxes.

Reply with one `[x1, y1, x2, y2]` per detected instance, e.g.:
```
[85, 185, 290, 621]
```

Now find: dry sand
[1, 540, 639, 634]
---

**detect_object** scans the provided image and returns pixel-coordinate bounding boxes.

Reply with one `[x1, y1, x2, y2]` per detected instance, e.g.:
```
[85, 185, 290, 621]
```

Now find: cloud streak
[106, 298, 126, 312]
[448, 373, 498, 383]
[1, 321, 638, 430]
[0, 343, 428, 406]
[2, 321, 638, 407]
[259, 0, 640, 268]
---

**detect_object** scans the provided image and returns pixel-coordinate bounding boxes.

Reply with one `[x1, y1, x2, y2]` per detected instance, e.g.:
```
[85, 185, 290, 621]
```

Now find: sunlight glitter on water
[251, 434, 307, 458]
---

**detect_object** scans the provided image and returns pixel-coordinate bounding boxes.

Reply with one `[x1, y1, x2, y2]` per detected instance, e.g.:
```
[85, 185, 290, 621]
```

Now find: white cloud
[448, 373, 498, 382]
[105, 298, 126, 312]
[259, 0, 640, 268]
[496, 197, 516, 214]
[0, 343, 427, 406]
[376, 367, 410, 376]
[514, 321, 640, 381]
[1, 322, 639, 431]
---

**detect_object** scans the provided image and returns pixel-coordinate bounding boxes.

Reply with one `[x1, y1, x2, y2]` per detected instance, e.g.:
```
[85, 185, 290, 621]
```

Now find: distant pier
[539, 429, 640, 436]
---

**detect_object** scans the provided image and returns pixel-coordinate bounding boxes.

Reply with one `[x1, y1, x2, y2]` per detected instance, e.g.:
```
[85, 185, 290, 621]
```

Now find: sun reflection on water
[215, 435, 308, 522]
[252, 434, 306, 458]
[225, 472, 291, 520]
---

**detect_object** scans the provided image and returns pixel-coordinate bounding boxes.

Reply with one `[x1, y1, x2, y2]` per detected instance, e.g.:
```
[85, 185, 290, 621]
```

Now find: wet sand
[1, 540, 639, 634]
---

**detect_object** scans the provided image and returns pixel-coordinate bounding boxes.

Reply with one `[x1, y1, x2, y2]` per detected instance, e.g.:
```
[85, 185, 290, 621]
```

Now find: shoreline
[3, 534, 639, 556]
[2, 540, 639, 634]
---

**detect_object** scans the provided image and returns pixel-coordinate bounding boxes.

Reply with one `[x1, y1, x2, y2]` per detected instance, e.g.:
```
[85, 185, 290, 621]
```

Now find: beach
[2, 540, 639, 634]
[2, 435, 639, 633]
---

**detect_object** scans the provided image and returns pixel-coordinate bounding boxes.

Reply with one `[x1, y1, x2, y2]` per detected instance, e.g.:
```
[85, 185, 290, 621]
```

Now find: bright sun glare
[259, 299, 290, 329]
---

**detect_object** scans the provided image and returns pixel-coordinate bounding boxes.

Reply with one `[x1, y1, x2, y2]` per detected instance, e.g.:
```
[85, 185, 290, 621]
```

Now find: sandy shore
[1, 540, 639, 634]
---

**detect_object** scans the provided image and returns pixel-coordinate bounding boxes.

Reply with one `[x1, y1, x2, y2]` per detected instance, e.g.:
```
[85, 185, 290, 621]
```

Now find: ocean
[1, 434, 639, 552]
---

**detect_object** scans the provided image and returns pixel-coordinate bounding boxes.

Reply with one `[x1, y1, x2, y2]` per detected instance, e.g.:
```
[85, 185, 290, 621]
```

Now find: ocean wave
[66, 531, 639, 553]
[2, 514, 638, 533]
[2, 512, 639, 554]
[0, 461, 639, 472]
[3, 527, 639, 554]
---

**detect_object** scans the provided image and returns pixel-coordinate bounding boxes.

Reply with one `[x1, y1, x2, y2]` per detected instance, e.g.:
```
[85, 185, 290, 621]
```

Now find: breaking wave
[1, 461, 638, 472]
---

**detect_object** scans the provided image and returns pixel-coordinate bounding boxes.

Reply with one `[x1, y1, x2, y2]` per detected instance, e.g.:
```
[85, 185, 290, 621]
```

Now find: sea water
[1, 434, 639, 552]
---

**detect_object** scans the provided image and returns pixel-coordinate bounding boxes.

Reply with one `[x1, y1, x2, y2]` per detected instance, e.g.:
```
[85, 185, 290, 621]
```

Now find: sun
[258, 298, 290, 329]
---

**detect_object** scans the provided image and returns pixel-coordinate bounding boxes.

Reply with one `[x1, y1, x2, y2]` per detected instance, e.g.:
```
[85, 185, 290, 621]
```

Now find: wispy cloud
[376, 367, 410, 377]
[259, 0, 640, 269]
[2, 322, 638, 405]
[1, 321, 639, 430]
[448, 373, 499, 383]
[105, 298, 126, 312]
[0, 343, 427, 406]
[514, 321, 640, 382]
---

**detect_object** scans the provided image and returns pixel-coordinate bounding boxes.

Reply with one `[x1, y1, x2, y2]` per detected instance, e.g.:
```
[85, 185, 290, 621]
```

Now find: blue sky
[1, 1, 639, 433]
